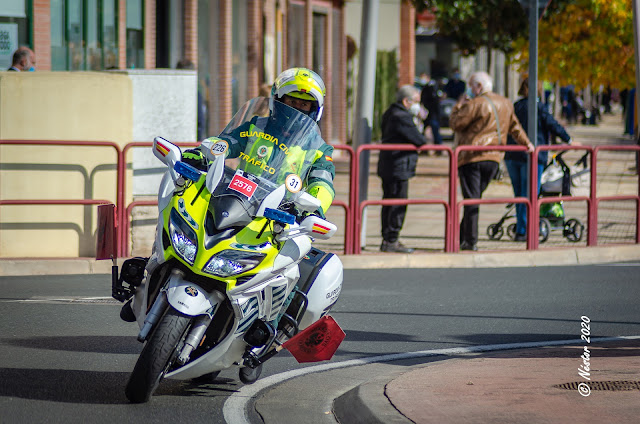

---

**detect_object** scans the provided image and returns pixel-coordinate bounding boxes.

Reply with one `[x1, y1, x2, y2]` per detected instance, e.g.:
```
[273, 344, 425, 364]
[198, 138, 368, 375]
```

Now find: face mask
[466, 87, 475, 99]
[409, 103, 421, 116]
[28, 66, 35, 72]
[420, 78, 428, 85]
[453, 73, 461, 80]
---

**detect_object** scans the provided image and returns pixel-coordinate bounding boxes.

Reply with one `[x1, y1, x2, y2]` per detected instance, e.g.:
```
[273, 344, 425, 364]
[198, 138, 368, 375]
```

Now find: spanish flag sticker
[312, 223, 330, 235]
[325, 156, 333, 162]
[156, 142, 170, 157]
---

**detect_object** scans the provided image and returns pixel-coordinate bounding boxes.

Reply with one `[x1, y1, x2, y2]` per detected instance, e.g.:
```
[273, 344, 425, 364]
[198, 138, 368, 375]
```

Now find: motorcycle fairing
[165, 273, 224, 317]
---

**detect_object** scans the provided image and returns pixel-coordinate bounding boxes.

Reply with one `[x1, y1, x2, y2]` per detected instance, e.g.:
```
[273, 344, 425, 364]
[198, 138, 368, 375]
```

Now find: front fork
[136, 272, 218, 366]
[137, 291, 169, 342]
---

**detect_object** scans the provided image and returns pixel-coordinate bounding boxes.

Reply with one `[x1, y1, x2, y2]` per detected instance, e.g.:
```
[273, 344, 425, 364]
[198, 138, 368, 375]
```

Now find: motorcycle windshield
[213, 97, 325, 209]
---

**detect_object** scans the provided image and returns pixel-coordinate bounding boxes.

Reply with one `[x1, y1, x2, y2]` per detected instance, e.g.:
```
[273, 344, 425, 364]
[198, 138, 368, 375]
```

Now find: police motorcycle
[113, 97, 344, 403]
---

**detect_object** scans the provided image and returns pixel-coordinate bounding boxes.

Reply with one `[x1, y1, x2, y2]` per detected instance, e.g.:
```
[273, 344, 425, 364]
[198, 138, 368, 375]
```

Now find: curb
[1, 244, 639, 276]
[338, 244, 640, 269]
[333, 372, 412, 424]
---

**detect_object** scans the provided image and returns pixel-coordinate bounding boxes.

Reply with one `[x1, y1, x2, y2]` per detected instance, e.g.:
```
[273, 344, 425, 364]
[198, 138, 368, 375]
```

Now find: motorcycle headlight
[203, 250, 266, 277]
[169, 209, 198, 264]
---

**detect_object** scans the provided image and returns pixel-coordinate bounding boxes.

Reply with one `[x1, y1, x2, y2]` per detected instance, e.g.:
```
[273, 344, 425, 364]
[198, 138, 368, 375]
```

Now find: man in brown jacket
[449, 71, 534, 251]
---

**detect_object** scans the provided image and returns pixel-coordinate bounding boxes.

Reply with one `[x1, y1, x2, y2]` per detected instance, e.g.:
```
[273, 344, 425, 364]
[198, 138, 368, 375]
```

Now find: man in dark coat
[376, 85, 427, 253]
[444, 68, 466, 101]
[420, 73, 443, 153]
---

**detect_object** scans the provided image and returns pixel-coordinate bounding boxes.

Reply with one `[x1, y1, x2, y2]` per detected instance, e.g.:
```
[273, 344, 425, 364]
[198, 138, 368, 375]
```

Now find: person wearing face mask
[8, 46, 36, 72]
[449, 71, 534, 252]
[376, 85, 427, 253]
[419, 73, 444, 155]
[445, 68, 466, 102]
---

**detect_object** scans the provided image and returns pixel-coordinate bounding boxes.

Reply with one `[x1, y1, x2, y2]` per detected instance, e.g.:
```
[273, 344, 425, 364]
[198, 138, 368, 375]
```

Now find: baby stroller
[487, 151, 589, 243]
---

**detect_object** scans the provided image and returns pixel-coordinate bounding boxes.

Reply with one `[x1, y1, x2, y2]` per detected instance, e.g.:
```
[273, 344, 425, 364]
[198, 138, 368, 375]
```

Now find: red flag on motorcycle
[281, 316, 345, 363]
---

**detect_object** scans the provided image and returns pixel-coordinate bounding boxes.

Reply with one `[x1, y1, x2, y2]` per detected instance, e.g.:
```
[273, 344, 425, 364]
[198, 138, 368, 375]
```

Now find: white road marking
[0, 296, 118, 304]
[223, 335, 640, 424]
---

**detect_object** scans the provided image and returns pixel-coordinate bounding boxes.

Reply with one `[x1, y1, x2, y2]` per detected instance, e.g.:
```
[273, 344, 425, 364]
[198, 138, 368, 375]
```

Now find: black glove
[181, 149, 208, 171]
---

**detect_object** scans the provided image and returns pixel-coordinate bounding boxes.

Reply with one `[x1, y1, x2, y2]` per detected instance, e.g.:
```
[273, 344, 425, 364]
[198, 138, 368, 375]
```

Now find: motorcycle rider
[184, 67, 336, 217]
[121, 67, 335, 315]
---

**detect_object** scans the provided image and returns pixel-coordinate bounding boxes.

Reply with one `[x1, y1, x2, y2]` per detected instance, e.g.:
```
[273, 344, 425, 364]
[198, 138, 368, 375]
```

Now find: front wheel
[487, 223, 504, 240]
[564, 218, 584, 242]
[125, 309, 191, 403]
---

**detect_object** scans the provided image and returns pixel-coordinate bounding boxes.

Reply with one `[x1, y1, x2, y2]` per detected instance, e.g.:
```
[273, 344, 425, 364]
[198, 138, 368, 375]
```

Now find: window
[0, 0, 30, 69]
[231, 0, 248, 112]
[50, 0, 67, 70]
[50, 0, 120, 71]
[102, 0, 117, 69]
[126, 0, 144, 68]
[156, 0, 185, 69]
[312, 12, 325, 77]
[287, 2, 304, 67]
[68, 0, 84, 69]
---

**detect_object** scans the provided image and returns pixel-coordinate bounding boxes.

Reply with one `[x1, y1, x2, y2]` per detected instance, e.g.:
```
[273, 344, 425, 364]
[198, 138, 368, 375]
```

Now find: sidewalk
[334, 337, 640, 424]
[323, 109, 639, 255]
[1, 111, 639, 275]
[329, 113, 640, 424]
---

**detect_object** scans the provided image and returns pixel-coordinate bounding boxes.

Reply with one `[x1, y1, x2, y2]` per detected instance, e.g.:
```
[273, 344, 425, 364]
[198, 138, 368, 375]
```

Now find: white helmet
[269, 67, 326, 122]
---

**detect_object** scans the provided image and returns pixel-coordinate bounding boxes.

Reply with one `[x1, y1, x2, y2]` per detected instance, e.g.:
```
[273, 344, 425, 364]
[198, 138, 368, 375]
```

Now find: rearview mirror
[153, 137, 182, 166]
[294, 192, 322, 213]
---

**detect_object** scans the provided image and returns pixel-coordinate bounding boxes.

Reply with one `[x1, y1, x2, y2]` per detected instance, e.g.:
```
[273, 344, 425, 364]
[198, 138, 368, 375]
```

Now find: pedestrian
[8, 46, 36, 71]
[376, 85, 427, 253]
[505, 77, 575, 241]
[420, 73, 444, 155]
[449, 71, 534, 251]
[444, 68, 466, 102]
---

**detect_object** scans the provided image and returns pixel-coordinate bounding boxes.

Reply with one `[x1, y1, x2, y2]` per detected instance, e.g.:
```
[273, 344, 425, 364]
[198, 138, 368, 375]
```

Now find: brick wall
[119, 0, 126, 68]
[144, 0, 156, 68]
[263, 0, 276, 83]
[336, 4, 347, 144]
[399, 0, 415, 86]
[247, 0, 262, 98]
[304, 0, 313, 68]
[216, 0, 233, 132]
[32, 0, 51, 71]
[184, 0, 198, 66]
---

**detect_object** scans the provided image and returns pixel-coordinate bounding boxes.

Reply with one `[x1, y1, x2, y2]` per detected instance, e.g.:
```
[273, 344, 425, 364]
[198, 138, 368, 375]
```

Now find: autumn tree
[419, 0, 529, 71]
[513, 0, 635, 89]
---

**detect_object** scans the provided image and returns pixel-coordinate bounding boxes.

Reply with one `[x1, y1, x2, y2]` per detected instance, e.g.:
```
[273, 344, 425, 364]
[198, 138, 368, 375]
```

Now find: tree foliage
[418, 0, 529, 60]
[513, 0, 635, 89]
[414, 0, 635, 89]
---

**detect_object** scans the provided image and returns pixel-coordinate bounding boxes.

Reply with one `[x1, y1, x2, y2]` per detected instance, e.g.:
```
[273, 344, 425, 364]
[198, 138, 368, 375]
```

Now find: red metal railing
[528, 145, 593, 250]
[450, 145, 535, 252]
[592, 145, 640, 245]
[2, 140, 639, 258]
[0, 139, 122, 252]
[120, 143, 355, 256]
[351, 144, 453, 254]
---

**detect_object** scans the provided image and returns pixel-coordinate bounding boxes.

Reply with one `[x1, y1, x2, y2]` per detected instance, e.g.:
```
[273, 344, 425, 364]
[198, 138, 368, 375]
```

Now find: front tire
[125, 309, 191, 403]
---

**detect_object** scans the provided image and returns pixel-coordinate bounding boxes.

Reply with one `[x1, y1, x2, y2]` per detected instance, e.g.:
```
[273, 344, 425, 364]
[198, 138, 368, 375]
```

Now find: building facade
[2, 0, 347, 143]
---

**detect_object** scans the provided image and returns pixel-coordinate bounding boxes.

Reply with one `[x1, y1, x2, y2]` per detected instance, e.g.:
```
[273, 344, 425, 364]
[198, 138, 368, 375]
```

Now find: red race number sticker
[229, 173, 258, 198]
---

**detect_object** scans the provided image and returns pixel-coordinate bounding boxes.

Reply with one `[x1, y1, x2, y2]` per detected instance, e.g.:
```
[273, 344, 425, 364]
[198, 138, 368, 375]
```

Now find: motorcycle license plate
[229, 170, 258, 198]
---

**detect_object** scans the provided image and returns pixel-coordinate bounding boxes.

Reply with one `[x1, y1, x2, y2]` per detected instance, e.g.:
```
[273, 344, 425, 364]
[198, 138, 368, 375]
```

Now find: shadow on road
[2, 335, 141, 354]
[0, 367, 241, 404]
